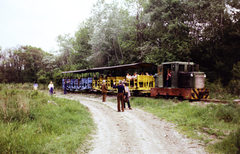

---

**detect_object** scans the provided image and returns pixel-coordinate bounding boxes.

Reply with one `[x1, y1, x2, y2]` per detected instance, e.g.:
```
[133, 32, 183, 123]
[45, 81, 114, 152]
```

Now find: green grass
[129, 97, 240, 153]
[0, 82, 63, 91]
[0, 85, 95, 153]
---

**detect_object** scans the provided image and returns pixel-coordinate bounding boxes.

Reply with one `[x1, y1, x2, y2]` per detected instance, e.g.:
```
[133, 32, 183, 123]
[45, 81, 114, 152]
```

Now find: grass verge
[129, 96, 240, 154]
[0, 85, 95, 153]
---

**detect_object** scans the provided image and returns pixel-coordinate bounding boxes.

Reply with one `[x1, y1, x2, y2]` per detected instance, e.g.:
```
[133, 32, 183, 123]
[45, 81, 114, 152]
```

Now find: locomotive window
[187, 65, 193, 72]
[158, 65, 162, 74]
[159, 66, 162, 72]
[179, 65, 184, 71]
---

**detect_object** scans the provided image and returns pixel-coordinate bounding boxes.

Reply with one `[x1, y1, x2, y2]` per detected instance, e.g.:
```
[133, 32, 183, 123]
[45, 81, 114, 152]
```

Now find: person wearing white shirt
[48, 81, 54, 95]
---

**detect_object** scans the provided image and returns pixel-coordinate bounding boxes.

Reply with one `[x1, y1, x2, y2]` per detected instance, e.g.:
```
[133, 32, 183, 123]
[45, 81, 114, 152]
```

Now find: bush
[38, 75, 47, 84]
[214, 103, 240, 123]
[207, 80, 238, 100]
[22, 83, 32, 90]
[227, 79, 240, 95]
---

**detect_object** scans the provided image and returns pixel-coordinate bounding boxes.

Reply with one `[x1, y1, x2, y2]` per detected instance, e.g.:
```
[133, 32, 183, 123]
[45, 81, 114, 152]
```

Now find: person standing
[101, 80, 108, 102]
[166, 69, 171, 88]
[123, 83, 132, 110]
[64, 79, 67, 94]
[113, 81, 125, 112]
[33, 82, 38, 90]
[48, 81, 54, 95]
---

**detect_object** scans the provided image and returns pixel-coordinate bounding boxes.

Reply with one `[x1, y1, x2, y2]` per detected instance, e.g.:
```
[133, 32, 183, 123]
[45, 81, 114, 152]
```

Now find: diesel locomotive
[151, 61, 209, 100]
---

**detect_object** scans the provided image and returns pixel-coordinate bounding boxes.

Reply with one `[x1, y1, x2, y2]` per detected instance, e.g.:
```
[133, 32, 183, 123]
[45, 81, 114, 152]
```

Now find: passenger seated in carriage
[129, 72, 137, 87]
[132, 72, 138, 79]
[126, 73, 132, 80]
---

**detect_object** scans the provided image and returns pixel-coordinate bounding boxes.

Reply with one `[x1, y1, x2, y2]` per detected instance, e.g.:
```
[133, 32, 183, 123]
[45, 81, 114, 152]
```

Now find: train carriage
[61, 62, 209, 100]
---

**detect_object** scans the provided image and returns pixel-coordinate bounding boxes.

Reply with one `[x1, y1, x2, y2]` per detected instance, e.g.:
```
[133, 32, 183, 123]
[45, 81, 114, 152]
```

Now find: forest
[0, 0, 240, 94]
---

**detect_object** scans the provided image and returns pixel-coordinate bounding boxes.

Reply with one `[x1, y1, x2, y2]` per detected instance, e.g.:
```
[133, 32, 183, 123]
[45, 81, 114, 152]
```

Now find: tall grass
[130, 97, 240, 153]
[0, 85, 94, 153]
[0, 83, 63, 91]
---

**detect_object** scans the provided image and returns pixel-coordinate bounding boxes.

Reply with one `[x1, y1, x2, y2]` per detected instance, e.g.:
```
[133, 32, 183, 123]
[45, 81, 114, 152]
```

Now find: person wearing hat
[101, 80, 108, 102]
[113, 80, 125, 112]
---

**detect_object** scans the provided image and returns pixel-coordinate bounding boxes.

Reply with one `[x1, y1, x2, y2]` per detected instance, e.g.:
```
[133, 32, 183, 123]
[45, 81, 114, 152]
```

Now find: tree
[72, 22, 93, 69]
[88, 0, 130, 66]
[145, 0, 192, 63]
[188, 0, 240, 84]
[0, 46, 52, 84]
[56, 34, 75, 66]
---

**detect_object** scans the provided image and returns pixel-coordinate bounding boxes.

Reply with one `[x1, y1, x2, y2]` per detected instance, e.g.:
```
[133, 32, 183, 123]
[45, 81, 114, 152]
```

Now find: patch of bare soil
[56, 92, 207, 154]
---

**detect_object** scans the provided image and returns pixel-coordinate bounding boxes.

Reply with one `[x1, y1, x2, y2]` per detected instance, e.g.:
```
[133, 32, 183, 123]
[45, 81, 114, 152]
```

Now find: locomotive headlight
[190, 73, 193, 77]
[204, 74, 206, 78]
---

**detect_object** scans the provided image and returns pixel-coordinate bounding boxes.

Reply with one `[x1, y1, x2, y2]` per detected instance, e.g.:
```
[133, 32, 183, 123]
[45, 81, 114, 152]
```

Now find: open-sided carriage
[62, 63, 156, 95]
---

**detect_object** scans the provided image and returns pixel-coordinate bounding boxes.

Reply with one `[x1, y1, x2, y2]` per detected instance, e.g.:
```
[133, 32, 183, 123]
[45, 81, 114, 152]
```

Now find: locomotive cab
[152, 61, 209, 100]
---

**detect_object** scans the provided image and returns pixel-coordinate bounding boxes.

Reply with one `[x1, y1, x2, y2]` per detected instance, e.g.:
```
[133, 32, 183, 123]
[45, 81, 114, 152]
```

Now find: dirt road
[56, 93, 206, 154]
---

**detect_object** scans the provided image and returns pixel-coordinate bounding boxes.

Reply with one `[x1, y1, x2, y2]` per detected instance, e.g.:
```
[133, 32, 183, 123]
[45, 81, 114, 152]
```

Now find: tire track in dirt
[57, 93, 206, 154]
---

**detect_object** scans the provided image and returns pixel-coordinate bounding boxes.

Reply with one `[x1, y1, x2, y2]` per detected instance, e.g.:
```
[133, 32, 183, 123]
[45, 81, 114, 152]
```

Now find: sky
[0, 0, 97, 52]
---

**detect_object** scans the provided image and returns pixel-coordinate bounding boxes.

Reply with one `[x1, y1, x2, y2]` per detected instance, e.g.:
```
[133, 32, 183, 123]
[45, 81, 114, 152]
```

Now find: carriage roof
[161, 61, 195, 65]
[61, 62, 156, 74]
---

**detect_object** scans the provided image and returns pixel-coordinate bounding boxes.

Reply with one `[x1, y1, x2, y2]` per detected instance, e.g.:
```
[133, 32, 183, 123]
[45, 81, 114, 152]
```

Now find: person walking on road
[64, 79, 68, 94]
[101, 80, 108, 102]
[33, 82, 38, 90]
[113, 80, 125, 112]
[48, 81, 54, 95]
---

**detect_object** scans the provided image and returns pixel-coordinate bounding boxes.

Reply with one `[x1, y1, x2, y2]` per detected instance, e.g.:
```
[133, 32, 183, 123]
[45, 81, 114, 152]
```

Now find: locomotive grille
[191, 89, 209, 99]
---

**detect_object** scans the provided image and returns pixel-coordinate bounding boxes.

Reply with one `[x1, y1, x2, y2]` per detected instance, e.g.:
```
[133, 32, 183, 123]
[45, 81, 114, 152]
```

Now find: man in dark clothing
[101, 80, 108, 102]
[113, 80, 125, 112]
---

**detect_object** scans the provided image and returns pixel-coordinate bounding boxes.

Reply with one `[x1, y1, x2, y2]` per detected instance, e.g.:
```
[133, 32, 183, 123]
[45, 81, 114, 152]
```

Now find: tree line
[0, 0, 240, 93]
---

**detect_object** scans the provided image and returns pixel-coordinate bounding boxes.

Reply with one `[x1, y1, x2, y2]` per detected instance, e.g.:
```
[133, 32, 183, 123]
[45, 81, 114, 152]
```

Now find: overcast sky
[0, 0, 97, 52]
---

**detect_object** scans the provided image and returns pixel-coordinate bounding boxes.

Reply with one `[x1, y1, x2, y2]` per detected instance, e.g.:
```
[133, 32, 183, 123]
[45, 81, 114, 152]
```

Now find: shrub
[227, 79, 240, 95]
[214, 103, 240, 123]
[22, 83, 32, 90]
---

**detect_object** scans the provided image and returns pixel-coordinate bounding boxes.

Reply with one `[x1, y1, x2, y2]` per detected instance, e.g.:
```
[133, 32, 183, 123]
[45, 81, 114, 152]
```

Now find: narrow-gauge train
[61, 62, 209, 100]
